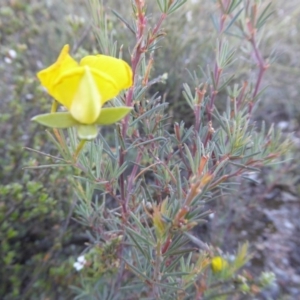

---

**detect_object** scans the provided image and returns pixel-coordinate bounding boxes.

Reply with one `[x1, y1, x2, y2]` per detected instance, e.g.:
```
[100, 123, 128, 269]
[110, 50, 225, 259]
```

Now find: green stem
[51, 100, 58, 113]
[153, 240, 162, 298]
[73, 139, 87, 161]
[205, 290, 237, 299]
[50, 101, 66, 148]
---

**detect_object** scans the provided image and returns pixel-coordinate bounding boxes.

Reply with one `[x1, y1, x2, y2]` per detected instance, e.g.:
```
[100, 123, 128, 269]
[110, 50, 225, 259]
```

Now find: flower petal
[69, 67, 101, 124]
[37, 45, 78, 102]
[77, 256, 86, 264]
[94, 107, 132, 125]
[80, 55, 132, 101]
[77, 124, 98, 140]
[53, 65, 123, 111]
[31, 112, 79, 128]
[211, 256, 227, 273]
[73, 262, 84, 271]
[58, 66, 102, 124]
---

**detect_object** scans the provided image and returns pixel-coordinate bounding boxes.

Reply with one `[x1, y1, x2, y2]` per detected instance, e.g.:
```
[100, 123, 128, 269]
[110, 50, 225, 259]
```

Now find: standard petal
[80, 55, 133, 93]
[37, 45, 78, 102]
[66, 67, 102, 124]
[53, 66, 121, 111]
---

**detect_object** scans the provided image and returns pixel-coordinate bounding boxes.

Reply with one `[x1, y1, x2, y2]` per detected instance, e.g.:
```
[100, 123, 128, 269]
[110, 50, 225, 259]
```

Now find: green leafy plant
[24, 0, 292, 299]
[2, 0, 296, 299]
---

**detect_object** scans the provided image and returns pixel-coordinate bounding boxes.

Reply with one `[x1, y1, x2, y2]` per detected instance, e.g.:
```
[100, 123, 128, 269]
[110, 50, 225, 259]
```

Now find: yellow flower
[33, 45, 133, 139]
[211, 256, 227, 273]
[37, 44, 132, 124]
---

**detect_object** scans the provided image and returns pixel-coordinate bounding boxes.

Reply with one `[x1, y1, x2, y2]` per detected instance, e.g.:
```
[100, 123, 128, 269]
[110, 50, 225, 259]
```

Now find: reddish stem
[119, 1, 146, 215]
[125, 151, 142, 206]
[119, 4, 167, 216]
[250, 35, 267, 95]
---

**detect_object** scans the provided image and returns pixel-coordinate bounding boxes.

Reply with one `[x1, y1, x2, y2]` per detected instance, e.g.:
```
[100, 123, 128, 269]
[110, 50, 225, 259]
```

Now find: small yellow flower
[33, 45, 133, 139]
[211, 256, 227, 273]
[38, 44, 132, 124]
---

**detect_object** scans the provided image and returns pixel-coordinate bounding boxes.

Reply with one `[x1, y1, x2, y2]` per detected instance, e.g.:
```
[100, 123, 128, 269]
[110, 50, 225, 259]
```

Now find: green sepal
[94, 107, 132, 125]
[31, 112, 79, 128]
[77, 124, 98, 140]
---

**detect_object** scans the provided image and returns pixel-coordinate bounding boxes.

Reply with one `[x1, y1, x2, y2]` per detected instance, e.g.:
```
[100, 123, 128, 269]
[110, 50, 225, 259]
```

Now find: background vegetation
[1, 0, 299, 299]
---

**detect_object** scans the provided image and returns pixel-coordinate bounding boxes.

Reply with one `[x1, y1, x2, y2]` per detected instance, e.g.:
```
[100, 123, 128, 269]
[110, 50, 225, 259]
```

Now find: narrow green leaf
[162, 271, 190, 279]
[165, 247, 197, 257]
[168, 0, 188, 15]
[111, 9, 135, 35]
[218, 74, 235, 92]
[134, 86, 150, 102]
[127, 231, 151, 262]
[31, 112, 79, 128]
[129, 103, 168, 126]
[173, 165, 183, 201]
[224, 8, 243, 34]
[183, 143, 194, 174]
[129, 212, 151, 238]
[154, 281, 183, 291]
[127, 136, 167, 150]
[126, 226, 155, 247]
[256, 3, 273, 29]
[95, 107, 132, 125]
[46, 130, 72, 159]
[227, 0, 242, 14]
[23, 147, 66, 162]
[23, 163, 71, 169]
[164, 235, 190, 257]
[119, 283, 144, 291]
[124, 260, 150, 281]
[164, 254, 183, 273]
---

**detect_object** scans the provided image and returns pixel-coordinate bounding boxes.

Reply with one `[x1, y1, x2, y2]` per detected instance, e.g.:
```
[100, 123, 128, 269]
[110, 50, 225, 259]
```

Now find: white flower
[73, 262, 84, 271]
[73, 255, 86, 271]
[4, 57, 12, 64]
[8, 49, 17, 59]
[77, 255, 87, 264]
[209, 212, 215, 219]
[186, 11, 192, 22]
